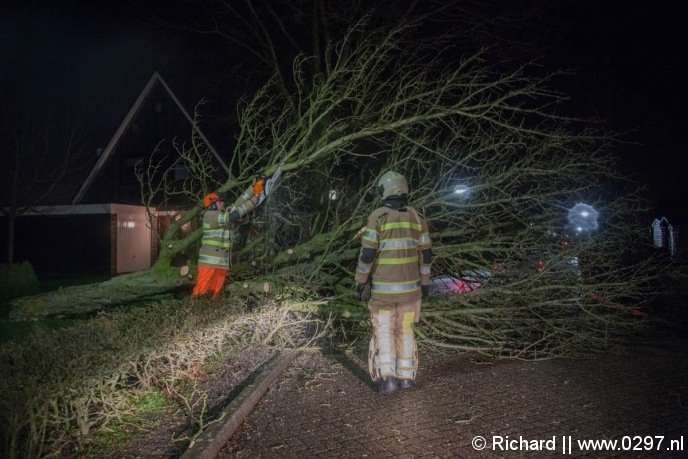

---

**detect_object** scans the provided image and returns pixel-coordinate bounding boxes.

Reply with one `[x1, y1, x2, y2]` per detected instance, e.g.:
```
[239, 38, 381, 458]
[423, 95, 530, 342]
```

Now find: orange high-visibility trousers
[192, 266, 228, 299]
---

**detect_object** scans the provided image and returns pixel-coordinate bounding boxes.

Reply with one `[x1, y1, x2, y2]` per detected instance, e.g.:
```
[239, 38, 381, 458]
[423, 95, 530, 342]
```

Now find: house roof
[71, 72, 228, 204]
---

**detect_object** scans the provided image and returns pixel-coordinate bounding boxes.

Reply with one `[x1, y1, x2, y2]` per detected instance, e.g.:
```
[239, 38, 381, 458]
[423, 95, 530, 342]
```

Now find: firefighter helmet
[377, 171, 409, 199]
[202, 192, 220, 208]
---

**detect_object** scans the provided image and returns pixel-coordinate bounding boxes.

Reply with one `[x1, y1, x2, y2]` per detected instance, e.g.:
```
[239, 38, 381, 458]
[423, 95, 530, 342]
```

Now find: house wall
[79, 82, 193, 205]
[110, 214, 118, 274]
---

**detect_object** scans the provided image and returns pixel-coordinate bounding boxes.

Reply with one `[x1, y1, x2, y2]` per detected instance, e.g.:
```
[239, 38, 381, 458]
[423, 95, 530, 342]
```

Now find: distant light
[329, 190, 338, 201]
[567, 203, 599, 233]
[453, 184, 469, 195]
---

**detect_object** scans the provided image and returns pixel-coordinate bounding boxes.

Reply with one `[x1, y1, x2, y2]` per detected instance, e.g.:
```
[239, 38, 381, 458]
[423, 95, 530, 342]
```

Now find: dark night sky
[545, 1, 688, 221]
[1, 1, 182, 140]
[2, 1, 687, 221]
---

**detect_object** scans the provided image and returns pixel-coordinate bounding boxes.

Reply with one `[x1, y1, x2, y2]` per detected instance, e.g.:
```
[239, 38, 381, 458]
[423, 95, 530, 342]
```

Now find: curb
[180, 350, 300, 459]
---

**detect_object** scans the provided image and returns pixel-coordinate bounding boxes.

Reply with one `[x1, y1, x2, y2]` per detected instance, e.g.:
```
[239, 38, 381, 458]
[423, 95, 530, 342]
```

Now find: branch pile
[0, 299, 329, 458]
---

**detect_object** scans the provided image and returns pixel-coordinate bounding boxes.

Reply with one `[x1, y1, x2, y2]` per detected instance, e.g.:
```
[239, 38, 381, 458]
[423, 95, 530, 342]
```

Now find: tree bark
[8, 269, 192, 321]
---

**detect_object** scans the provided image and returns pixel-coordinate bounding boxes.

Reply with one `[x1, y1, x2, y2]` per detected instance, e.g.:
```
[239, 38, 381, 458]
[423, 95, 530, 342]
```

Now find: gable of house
[72, 72, 228, 206]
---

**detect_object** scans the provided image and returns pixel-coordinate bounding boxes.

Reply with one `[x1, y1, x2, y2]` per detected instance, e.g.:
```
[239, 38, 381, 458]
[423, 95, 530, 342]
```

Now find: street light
[453, 184, 469, 195]
[452, 184, 470, 198]
[567, 203, 599, 234]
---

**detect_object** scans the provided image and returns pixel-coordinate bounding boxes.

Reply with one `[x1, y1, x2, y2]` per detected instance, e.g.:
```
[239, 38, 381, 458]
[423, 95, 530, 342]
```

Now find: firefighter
[192, 176, 271, 299]
[355, 171, 432, 394]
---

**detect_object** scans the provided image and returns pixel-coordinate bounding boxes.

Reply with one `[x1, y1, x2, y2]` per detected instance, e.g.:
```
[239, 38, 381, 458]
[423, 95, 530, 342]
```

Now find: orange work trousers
[192, 266, 228, 299]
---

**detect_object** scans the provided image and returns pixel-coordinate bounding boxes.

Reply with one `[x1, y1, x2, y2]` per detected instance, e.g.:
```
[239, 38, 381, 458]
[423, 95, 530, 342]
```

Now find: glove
[356, 282, 371, 301]
[421, 285, 430, 299]
[252, 177, 265, 196]
[252, 167, 282, 208]
[250, 177, 266, 207]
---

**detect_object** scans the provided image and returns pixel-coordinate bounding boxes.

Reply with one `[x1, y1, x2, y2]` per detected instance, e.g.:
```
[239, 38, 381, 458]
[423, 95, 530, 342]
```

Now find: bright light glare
[453, 185, 469, 195]
[567, 203, 599, 233]
[329, 190, 338, 201]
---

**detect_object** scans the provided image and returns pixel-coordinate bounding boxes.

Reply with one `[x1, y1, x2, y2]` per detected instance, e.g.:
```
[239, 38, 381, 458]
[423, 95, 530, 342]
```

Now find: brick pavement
[219, 340, 688, 458]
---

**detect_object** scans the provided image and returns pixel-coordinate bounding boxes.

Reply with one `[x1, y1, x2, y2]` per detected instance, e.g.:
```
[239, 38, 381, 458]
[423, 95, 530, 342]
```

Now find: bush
[0, 262, 41, 305]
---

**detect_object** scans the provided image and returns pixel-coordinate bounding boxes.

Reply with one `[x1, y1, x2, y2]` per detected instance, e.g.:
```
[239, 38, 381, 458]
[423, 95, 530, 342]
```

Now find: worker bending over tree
[192, 169, 281, 299]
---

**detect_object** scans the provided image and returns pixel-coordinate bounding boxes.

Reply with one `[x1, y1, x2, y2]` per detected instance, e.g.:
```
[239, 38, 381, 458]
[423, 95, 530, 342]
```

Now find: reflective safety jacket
[198, 210, 235, 269]
[355, 205, 432, 304]
[197, 184, 260, 269]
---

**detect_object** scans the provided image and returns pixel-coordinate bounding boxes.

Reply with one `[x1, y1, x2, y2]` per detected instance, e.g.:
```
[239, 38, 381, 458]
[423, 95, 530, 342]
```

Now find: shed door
[116, 214, 151, 273]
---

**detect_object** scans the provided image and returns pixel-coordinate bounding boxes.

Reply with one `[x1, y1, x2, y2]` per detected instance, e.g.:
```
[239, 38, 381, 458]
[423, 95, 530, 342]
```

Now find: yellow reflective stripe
[380, 221, 422, 231]
[402, 311, 414, 331]
[362, 229, 378, 243]
[377, 256, 418, 265]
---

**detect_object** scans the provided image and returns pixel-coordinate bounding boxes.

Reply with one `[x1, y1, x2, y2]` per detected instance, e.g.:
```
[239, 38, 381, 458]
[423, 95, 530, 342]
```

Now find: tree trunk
[6, 227, 351, 321]
[8, 269, 192, 321]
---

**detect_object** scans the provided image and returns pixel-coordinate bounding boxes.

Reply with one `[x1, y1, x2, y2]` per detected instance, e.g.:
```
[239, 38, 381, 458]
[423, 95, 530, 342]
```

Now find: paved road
[219, 339, 688, 458]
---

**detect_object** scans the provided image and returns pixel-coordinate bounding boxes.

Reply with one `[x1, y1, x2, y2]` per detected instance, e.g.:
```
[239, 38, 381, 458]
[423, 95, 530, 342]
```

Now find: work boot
[399, 379, 413, 390]
[378, 376, 397, 394]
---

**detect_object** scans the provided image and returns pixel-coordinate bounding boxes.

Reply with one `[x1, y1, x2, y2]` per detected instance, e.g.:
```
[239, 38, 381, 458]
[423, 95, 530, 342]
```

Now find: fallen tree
[8, 21, 659, 357]
[8, 270, 192, 321]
